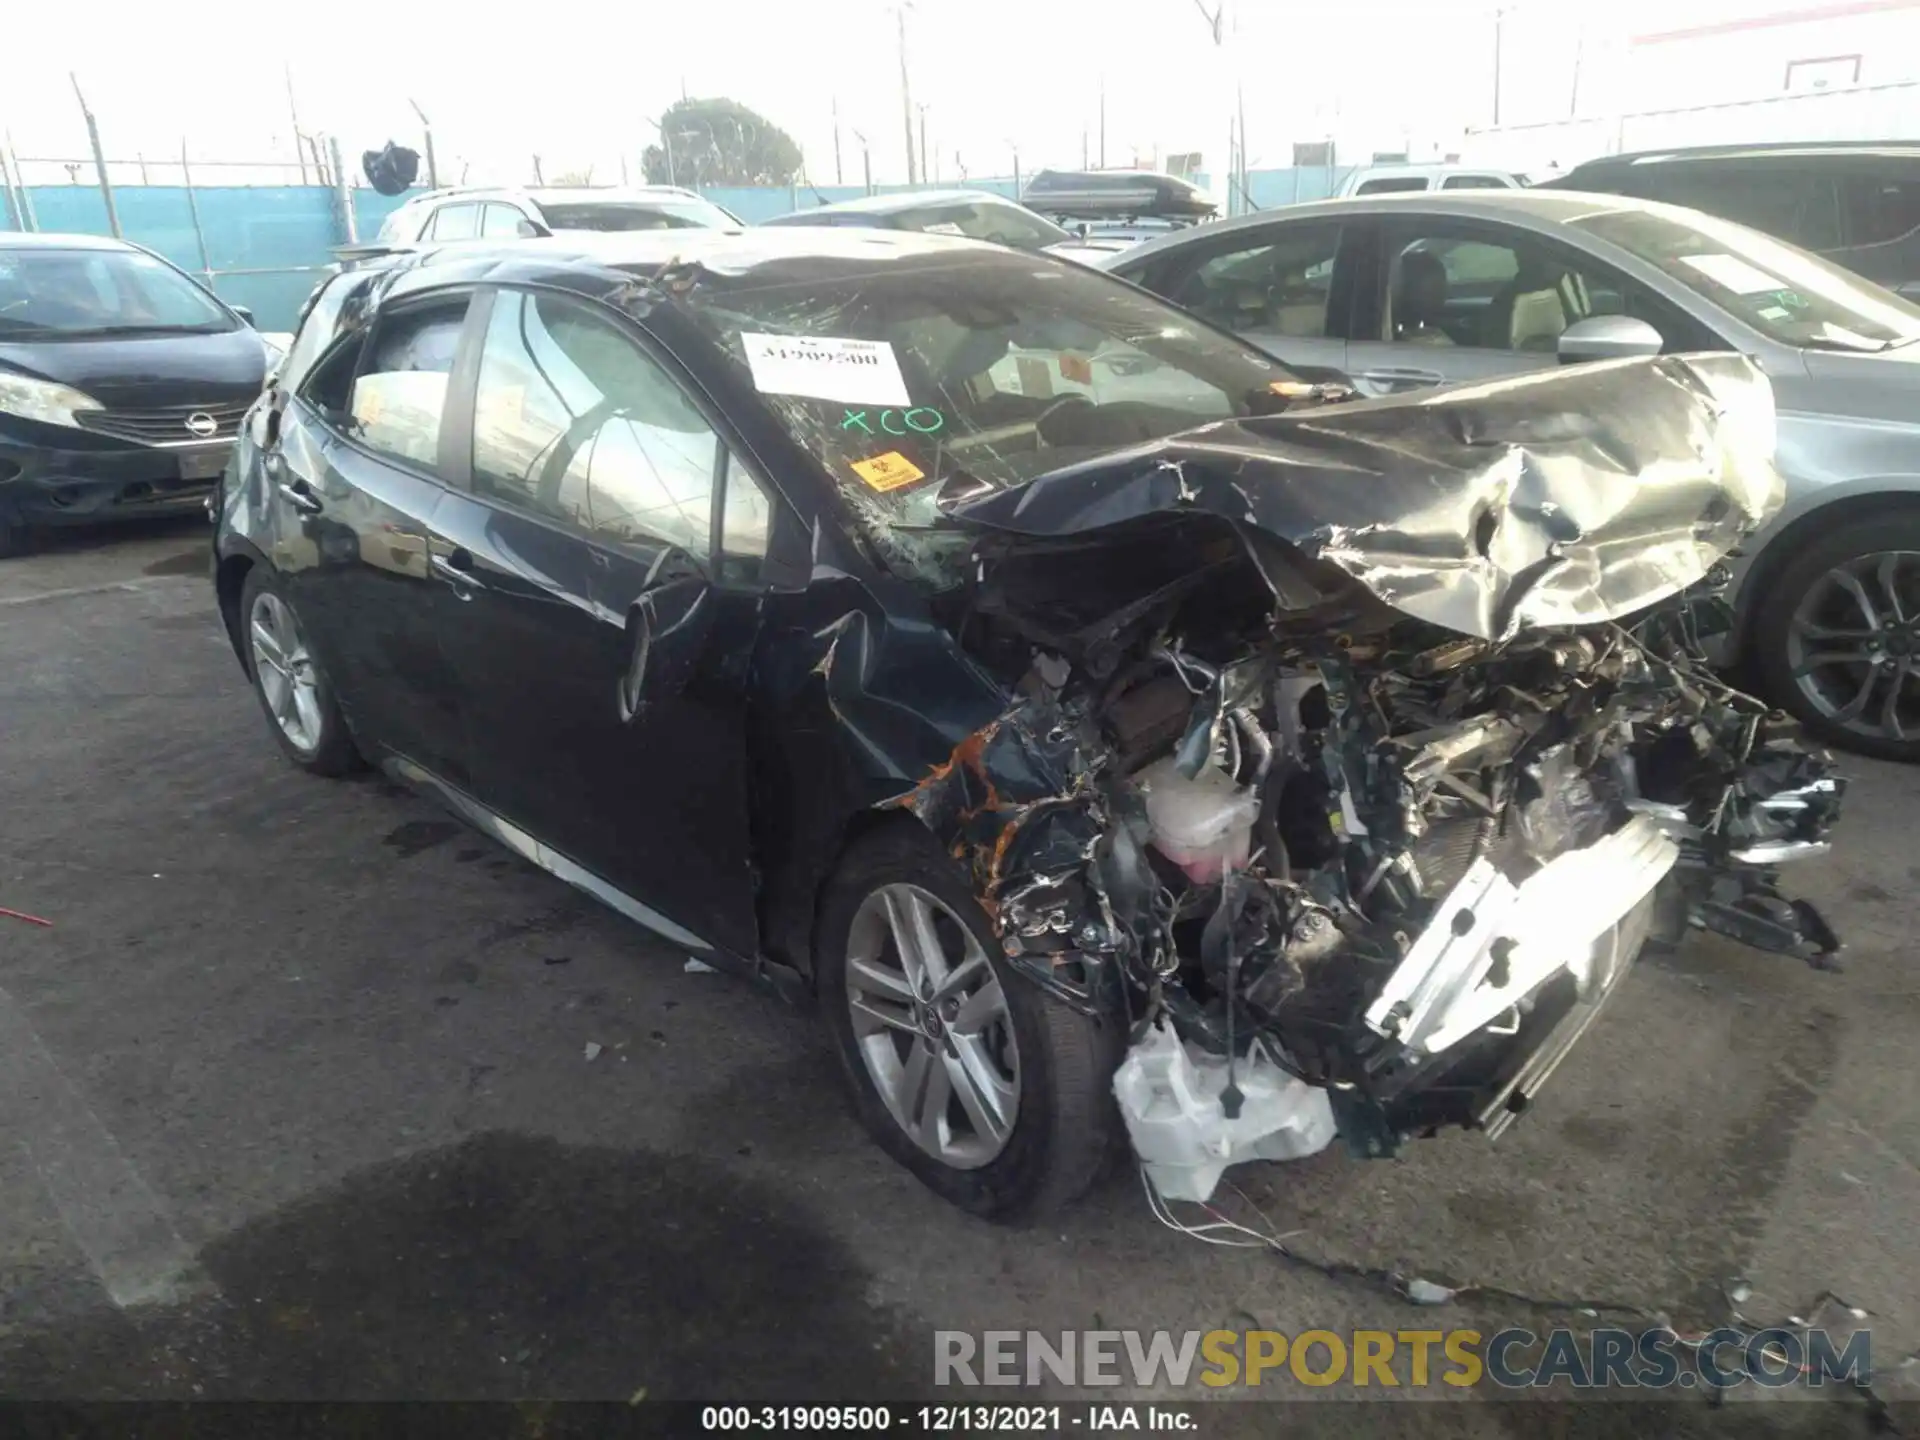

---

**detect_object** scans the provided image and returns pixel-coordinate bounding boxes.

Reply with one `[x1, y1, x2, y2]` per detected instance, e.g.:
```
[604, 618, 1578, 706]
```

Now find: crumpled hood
[951, 353, 1782, 641]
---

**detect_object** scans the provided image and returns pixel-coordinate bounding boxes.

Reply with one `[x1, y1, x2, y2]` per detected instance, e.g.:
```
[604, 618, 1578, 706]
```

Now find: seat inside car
[1390, 249, 1456, 345]
[1489, 258, 1592, 351]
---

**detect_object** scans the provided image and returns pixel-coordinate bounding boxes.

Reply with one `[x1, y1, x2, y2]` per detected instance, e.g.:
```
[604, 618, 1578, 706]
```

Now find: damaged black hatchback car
[215, 229, 1844, 1219]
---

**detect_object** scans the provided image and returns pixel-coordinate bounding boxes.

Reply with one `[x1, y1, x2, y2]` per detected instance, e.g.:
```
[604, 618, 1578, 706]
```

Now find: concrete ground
[1, 517, 1915, 1435]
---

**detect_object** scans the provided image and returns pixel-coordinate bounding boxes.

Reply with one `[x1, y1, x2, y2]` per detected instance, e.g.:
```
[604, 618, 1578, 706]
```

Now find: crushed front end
[916, 354, 1845, 1201]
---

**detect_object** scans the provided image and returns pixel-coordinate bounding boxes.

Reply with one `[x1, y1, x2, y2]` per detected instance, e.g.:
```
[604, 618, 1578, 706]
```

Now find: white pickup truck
[1336, 164, 1526, 196]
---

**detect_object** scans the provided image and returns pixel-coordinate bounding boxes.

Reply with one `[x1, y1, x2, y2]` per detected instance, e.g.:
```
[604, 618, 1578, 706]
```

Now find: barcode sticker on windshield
[742, 333, 910, 407]
[849, 451, 926, 492]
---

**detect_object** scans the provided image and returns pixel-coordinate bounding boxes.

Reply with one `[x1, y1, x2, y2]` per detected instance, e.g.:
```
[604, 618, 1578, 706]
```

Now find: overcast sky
[7, 0, 1663, 188]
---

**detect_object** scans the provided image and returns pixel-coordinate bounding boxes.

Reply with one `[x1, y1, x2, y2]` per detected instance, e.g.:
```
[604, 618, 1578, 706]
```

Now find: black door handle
[276, 476, 324, 515]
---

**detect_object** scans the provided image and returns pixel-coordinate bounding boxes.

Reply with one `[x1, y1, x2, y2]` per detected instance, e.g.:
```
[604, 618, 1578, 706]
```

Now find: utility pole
[409, 98, 439, 189]
[69, 73, 120, 237]
[1492, 5, 1505, 127]
[833, 97, 844, 185]
[853, 130, 873, 195]
[1191, 0, 1231, 216]
[917, 104, 929, 188]
[284, 62, 308, 185]
[1099, 76, 1106, 169]
[896, 3, 918, 184]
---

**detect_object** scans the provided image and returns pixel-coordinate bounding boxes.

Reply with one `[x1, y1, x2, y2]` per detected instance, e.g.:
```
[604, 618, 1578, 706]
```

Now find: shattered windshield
[678, 248, 1297, 580]
[1570, 205, 1920, 352]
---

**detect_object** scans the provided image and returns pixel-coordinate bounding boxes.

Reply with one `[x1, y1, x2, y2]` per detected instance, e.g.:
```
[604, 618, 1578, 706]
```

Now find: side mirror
[232, 305, 256, 326]
[1557, 314, 1663, 364]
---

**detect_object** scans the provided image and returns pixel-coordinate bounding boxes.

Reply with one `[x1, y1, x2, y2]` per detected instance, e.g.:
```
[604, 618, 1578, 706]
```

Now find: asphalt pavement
[0, 517, 1915, 1436]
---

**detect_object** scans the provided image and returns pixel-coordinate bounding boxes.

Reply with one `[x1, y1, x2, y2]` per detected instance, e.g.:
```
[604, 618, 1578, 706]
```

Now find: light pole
[916, 103, 929, 188]
[896, 1, 918, 185]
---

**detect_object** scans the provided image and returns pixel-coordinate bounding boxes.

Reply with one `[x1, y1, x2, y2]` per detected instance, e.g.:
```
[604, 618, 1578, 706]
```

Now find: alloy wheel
[844, 883, 1021, 1170]
[249, 590, 325, 754]
[1785, 550, 1920, 744]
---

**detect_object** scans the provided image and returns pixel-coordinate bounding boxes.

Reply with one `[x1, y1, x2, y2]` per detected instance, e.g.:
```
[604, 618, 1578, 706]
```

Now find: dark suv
[1546, 143, 1920, 297]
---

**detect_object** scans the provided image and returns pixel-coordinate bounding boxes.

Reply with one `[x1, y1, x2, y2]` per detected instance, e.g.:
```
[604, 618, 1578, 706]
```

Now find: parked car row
[3, 170, 1869, 1218]
[210, 226, 1845, 1220]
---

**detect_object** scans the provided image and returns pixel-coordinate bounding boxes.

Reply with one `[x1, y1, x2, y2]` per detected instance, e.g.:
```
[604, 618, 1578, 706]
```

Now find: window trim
[457, 282, 793, 576]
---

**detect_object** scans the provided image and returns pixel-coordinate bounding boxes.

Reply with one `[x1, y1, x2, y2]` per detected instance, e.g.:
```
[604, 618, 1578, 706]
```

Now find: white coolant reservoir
[1113, 1020, 1338, 1204]
[1135, 756, 1259, 883]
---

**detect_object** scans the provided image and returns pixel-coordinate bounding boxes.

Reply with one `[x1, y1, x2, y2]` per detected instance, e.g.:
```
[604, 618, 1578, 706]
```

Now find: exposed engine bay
[894, 353, 1846, 1202]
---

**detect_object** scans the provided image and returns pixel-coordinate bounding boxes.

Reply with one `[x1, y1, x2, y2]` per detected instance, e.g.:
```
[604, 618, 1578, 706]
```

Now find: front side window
[1166, 222, 1341, 338]
[1355, 177, 1427, 195]
[1377, 229, 1614, 352]
[680, 247, 1296, 583]
[1570, 204, 1920, 351]
[1440, 174, 1509, 190]
[0, 247, 233, 339]
[470, 291, 770, 571]
[345, 301, 468, 468]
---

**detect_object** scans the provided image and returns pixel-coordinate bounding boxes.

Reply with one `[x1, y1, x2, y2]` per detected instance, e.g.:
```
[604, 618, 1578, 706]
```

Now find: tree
[643, 98, 801, 188]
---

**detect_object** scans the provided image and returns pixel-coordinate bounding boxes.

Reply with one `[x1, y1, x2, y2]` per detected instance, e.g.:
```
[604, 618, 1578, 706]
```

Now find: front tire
[817, 823, 1123, 1222]
[1751, 512, 1920, 762]
[240, 567, 359, 776]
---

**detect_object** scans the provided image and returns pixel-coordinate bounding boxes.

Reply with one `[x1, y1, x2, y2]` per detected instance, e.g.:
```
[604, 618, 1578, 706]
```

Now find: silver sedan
[1103, 190, 1920, 761]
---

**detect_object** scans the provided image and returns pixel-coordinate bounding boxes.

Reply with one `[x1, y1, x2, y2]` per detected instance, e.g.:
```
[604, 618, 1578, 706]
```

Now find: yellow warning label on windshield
[850, 451, 926, 492]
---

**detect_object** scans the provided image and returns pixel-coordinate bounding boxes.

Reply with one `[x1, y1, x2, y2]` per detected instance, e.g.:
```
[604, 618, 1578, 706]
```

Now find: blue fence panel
[3, 170, 1365, 331]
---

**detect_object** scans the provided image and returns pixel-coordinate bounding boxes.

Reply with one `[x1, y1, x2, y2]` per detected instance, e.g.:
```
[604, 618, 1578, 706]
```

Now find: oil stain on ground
[0, 1132, 928, 1403]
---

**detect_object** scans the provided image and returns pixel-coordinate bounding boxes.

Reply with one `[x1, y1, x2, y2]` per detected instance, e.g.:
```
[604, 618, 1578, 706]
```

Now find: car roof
[769, 189, 1018, 218]
[1105, 188, 1681, 267]
[1564, 141, 1920, 170]
[364, 224, 1055, 310]
[0, 231, 139, 252]
[405, 185, 708, 207]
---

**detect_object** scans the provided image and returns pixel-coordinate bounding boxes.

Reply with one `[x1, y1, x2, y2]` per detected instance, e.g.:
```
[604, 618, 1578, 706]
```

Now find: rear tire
[1751, 511, 1920, 763]
[817, 822, 1123, 1222]
[240, 566, 360, 776]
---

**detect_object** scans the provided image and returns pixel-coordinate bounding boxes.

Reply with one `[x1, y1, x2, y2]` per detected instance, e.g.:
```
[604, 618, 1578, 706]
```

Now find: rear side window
[1440, 174, 1508, 190]
[1355, 177, 1428, 195]
[343, 301, 469, 468]
[1648, 166, 1843, 252]
[1165, 221, 1343, 338]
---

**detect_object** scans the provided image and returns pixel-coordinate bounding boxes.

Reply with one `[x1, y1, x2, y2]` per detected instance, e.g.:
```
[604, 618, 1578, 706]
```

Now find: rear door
[1124, 218, 1352, 381]
[427, 286, 766, 960]
[277, 291, 478, 784]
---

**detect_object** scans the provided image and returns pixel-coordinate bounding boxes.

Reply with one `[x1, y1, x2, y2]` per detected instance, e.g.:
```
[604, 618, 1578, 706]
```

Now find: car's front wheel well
[805, 806, 943, 986]
[215, 553, 255, 667]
